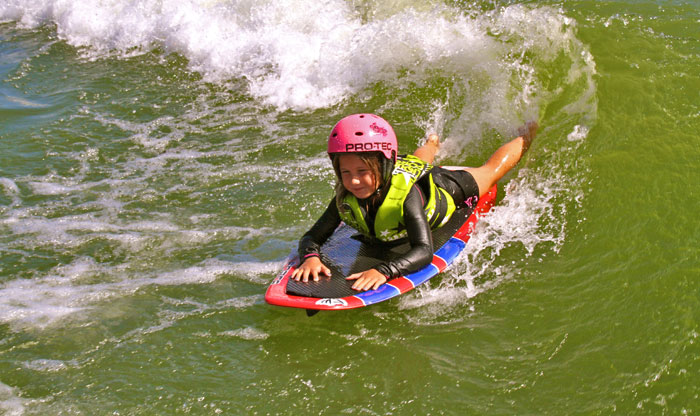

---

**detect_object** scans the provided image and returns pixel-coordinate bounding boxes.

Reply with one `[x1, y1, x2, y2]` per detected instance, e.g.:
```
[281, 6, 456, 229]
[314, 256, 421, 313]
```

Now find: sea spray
[1, 1, 595, 324]
[2, 1, 589, 114]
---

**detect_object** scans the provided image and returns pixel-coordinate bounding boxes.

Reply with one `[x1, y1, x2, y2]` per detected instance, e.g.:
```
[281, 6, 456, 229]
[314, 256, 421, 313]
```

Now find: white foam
[26, 181, 87, 195]
[0, 382, 26, 416]
[567, 124, 589, 142]
[0, 257, 276, 330]
[150, 259, 279, 286]
[0, 177, 20, 195]
[2, 202, 272, 253]
[415, 100, 449, 144]
[1, 166, 283, 331]
[23, 359, 70, 372]
[401, 123, 590, 315]
[3, 93, 49, 108]
[96, 294, 262, 346]
[219, 327, 269, 340]
[0, 178, 22, 212]
[1, 1, 591, 111]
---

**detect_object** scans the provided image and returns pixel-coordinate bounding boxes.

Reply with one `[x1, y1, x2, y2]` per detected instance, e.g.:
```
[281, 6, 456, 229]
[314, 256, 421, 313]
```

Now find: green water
[1, 0, 698, 414]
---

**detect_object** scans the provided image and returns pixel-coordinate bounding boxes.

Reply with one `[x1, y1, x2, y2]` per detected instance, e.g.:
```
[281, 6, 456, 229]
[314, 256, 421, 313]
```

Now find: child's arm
[291, 199, 340, 282]
[347, 187, 433, 290]
[464, 121, 538, 198]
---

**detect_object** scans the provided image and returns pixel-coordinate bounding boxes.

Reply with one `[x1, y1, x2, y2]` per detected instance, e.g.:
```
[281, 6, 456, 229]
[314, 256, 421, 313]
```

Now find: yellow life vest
[338, 155, 456, 242]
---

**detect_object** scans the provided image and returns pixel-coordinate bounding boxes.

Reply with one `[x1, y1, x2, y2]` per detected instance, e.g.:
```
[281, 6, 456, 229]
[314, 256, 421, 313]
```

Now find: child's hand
[346, 269, 387, 291]
[291, 257, 331, 282]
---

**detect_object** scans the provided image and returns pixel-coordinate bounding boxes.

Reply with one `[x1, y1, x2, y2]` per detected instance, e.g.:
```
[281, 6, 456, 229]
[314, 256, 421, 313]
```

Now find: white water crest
[0, 254, 278, 330]
[0, 382, 26, 416]
[1, 0, 591, 113]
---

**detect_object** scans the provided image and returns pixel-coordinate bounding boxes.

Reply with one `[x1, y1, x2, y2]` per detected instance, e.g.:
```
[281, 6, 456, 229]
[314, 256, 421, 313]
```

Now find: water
[0, 0, 698, 414]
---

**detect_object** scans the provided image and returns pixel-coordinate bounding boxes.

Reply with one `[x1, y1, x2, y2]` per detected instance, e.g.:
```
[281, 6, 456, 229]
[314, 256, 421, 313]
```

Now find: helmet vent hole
[359, 115, 365, 118]
[355, 132, 363, 136]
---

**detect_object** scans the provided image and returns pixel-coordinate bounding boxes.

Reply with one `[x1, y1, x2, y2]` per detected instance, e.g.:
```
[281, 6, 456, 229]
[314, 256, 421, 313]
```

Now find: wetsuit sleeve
[374, 186, 434, 278]
[297, 199, 341, 260]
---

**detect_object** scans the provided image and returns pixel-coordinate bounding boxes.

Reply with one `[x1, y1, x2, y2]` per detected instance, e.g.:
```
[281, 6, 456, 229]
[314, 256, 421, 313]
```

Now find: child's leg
[413, 134, 440, 164]
[464, 122, 537, 197]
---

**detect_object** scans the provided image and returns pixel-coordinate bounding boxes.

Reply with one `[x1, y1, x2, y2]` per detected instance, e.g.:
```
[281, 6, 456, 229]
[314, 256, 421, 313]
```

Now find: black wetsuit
[298, 168, 480, 279]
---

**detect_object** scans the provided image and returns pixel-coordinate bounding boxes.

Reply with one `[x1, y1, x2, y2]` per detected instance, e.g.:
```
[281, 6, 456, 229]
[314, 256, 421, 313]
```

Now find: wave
[1, 0, 598, 324]
[2, 0, 593, 113]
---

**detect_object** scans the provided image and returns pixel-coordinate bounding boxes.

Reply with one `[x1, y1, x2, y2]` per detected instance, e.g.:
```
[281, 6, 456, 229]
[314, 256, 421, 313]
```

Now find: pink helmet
[328, 114, 397, 162]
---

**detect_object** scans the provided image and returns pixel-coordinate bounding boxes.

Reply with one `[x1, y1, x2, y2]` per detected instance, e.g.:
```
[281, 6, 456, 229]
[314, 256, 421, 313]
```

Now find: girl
[291, 113, 537, 291]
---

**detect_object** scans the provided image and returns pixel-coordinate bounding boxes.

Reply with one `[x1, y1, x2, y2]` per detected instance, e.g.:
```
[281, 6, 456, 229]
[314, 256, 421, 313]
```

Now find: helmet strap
[382, 157, 395, 183]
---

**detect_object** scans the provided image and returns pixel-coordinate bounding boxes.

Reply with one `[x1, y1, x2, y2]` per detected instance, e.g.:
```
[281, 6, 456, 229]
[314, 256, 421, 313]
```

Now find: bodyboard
[265, 185, 497, 311]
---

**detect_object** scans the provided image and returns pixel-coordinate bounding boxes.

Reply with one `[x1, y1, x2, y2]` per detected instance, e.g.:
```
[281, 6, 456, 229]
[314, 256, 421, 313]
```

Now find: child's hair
[332, 152, 386, 211]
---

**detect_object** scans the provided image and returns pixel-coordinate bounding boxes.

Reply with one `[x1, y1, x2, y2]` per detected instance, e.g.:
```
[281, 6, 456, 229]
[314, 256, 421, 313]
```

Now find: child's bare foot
[517, 121, 538, 153]
[414, 133, 441, 164]
[426, 133, 440, 149]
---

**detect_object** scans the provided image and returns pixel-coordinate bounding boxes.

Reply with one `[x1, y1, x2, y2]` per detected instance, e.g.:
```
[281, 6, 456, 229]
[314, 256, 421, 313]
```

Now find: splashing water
[2, 1, 593, 114]
[1, 0, 595, 330]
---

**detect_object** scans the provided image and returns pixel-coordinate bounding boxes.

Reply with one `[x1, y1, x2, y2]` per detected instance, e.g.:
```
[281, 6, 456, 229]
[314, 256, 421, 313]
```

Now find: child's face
[338, 154, 378, 200]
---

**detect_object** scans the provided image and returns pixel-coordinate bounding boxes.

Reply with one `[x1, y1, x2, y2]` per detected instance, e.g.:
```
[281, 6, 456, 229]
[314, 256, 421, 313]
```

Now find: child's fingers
[311, 266, 329, 281]
[349, 276, 378, 291]
[291, 263, 331, 283]
[347, 270, 387, 290]
[360, 277, 379, 291]
[351, 277, 367, 290]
